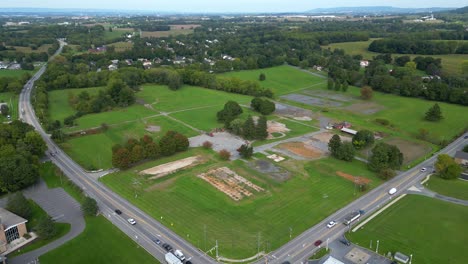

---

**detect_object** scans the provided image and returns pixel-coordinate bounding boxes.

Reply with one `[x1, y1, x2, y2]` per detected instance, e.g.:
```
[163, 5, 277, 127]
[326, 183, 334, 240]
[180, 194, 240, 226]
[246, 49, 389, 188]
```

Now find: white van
[388, 188, 397, 195]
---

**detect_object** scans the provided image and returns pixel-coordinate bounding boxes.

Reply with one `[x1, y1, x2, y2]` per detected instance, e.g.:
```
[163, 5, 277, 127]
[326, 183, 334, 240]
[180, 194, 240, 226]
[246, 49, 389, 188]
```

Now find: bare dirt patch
[274, 102, 313, 118]
[278, 142, 324, 159]
[281, 93, 343, 107]
[145, 177, 177, 192]
[311, 131, 352, 143]
[344, 102, 385, 115]
[140, 156, 204, 179]
[145, 125, 161, 133]
[197, 167, 264, 201]
[385, 138, 432, 165]
[336, 171, 371, 185]
[248, 160, 291, 182]
[302, 90, 355, 102]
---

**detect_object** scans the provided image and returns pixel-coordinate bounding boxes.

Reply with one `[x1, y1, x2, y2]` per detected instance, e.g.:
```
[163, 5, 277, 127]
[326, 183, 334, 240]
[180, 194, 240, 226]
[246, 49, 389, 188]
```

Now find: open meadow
[0, 69, 33, 78]
[222, 65, 326, 96]
[425, 176, 468, 200]
[322, 39, 468, 76]
[347, 195, 468, 264]
[101, 148, 381, 258]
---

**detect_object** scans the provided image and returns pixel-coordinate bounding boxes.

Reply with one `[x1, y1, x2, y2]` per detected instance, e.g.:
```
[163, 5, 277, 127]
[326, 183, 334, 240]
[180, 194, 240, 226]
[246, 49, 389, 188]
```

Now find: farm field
[425, 176, 468, 200]
[61, 115, 198, 170]
[347, 195, 468, 264]
[140, 25, 198, 38]
[322, 39, 468, 75]
[6, 44, 53, 54]
[0, 92, 18, 121]
[40, 216, 157, 264]
[222, 65, 326, 96]
[107, 41, 134, 52]
[0, 69, 33, 78]
[101, 149, 382, 258]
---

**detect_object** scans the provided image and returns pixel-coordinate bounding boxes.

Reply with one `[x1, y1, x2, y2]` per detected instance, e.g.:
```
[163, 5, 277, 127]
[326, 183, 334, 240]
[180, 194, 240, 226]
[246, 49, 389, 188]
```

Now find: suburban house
[454, 151, 468, 166]
[0, 208, 28, 254]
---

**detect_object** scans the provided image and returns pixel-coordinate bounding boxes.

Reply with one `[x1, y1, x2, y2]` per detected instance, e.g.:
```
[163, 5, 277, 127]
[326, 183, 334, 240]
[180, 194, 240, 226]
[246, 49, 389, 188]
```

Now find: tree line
[369, 39, 468, 55]
[112, 132, 189, 169]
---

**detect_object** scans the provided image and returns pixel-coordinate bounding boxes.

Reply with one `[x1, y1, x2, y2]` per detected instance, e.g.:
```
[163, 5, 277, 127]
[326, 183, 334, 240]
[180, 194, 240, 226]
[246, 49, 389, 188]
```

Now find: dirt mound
[336, 171, 371, 184]
[267, 121, 290, 133]
[248, 160, 291, 182]
[278, 142, 323, 159]
[140, 156, 203, 179]
[145, 125, 161, 133]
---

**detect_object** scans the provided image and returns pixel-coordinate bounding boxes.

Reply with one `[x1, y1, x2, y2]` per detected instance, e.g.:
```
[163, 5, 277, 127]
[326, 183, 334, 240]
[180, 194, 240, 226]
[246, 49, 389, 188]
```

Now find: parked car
[388, 188, 397, 195]
[326, 221, 336, 228]
[314, 240, 322, 246]
[340, 239, 351, 246]
[420, 167, 427, 172]
[114, 209, 122, 215]
[127, 218, 136, 225]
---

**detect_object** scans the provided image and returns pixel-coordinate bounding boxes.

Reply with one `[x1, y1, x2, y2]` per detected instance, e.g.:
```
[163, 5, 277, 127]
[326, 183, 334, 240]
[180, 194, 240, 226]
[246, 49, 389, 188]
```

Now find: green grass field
[48, 87, 105, 124]
[0, 92, 18, 121]
[222, 65, 326, 96]
[39, 216, 157, 264]
[322, 39, 468, 76]
[425, 176, 468, 200]
[347, 195, 468, 264]
[101, 148, 381, 258]
[40, 162, 85, 203]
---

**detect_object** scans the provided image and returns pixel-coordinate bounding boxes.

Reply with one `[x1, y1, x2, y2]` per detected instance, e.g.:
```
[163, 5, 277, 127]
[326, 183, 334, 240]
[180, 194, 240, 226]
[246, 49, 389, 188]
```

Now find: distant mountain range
[306, 6, 456, 15]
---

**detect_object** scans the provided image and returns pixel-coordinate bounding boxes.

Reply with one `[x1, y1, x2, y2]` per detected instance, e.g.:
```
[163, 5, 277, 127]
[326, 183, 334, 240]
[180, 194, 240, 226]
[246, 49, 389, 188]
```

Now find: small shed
[394, 252, 409, 264]
[341, 127, 358, 135]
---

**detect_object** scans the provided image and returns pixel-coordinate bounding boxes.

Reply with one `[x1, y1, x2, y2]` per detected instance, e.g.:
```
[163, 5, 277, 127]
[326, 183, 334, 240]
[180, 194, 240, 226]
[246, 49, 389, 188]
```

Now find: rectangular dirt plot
[281, 93, 343, 107]
[197, 167, 264, 201]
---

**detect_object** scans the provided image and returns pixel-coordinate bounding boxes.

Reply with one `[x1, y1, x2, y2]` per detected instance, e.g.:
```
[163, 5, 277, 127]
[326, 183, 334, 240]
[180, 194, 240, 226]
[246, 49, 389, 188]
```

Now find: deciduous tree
[82, 197, 98, 216]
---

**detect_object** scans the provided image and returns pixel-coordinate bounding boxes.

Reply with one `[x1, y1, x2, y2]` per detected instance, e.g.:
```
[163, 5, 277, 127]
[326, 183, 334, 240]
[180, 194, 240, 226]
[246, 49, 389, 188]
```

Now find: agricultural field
[101, 148, 382, 258]
[322, 39, 468, 75]
[222, 65, 327, 96]
[40, 216, 157, 264]
[0, 92, 18, 121]
[425, 176, 468, 200]
[107, 41, 134, 52]
[0, 69, 33, 78]
[140, 25, 199, 38]
[6, 44, 53, 53]
[348, 195, 468, 264]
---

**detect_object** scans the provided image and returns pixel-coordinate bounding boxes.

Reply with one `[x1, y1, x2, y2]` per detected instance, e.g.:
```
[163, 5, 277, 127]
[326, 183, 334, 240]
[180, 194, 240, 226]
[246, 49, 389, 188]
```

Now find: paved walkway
[5, 180, 85, 264]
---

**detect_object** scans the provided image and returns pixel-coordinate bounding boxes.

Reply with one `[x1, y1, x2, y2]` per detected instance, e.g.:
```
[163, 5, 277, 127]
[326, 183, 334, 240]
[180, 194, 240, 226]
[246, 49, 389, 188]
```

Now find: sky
[2, 0, 466, 12]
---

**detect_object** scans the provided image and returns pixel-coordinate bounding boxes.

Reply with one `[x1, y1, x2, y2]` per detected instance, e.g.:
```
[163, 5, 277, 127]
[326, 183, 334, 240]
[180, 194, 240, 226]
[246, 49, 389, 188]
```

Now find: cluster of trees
[0, 121, 46, 192]
[368, 143, 404, 179]
[327, 78, 349, 92]
[112, 132, 189, 169]
[217, 101, 243, 127]
[352, 130, 375, 149]
[250, 97, 275, 115]
[328, 134, 356, 162]
[0, 74, 30, 94]
[237, 144, 253, 159]
[435, 154, 462, 179]
[369, 39, 468, 55]
[7, 192, 58, 239]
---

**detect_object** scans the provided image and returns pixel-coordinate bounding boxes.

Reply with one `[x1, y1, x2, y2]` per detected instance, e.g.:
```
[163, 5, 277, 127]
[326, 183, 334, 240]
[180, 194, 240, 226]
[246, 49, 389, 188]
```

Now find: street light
[376, 240, 379, 253]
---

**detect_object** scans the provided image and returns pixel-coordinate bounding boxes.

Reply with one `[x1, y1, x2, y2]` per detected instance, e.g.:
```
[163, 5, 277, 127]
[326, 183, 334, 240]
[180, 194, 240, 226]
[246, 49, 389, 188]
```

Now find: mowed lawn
[0, 69, 33, 78]
[0, 92, 18, 121]
[136, 84, 253, 112]
[222, 65, 326, 96]
[48, 87, 105, 123]
[348, 195, 468, 264]
[425, 176, 468, 200]
[62, 115, 198, 170]
[101, 151, 381, 258]
[39, 216, 157, 264]
[322, 39, 468, 76]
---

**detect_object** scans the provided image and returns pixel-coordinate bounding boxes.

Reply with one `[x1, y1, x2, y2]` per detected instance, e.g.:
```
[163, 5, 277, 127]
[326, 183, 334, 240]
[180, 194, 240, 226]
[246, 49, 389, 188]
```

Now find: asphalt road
[18, 39, 468, 264]
[19, 39, 216, 264]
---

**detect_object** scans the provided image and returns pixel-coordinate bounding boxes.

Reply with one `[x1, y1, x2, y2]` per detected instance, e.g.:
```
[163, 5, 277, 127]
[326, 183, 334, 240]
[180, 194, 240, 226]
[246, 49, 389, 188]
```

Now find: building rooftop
[455, 151, 468, 160]
[321, 256, 345, 264]
[0, 208, 28, 231]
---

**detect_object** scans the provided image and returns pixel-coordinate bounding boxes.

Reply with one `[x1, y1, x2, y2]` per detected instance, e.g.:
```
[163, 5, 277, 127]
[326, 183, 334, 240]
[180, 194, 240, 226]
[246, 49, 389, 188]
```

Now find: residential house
[360, 60, 369, 68]
[108, 64, 118, 71]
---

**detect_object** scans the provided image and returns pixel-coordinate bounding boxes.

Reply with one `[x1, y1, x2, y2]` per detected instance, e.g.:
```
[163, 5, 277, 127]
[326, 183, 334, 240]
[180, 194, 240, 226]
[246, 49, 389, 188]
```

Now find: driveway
[4, 180, 85, 264]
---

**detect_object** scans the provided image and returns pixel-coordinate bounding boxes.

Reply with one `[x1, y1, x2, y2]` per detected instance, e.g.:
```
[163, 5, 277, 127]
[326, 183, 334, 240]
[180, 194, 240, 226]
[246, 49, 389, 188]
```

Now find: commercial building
[0, 208, 28, 254]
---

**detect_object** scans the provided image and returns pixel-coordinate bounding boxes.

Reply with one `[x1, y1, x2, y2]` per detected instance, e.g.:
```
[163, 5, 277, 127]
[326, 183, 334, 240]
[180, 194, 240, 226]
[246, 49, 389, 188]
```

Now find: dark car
[114, 209, 122, 215]
[185, 262, 192, 264]
[340, 239, 351, 246]
[153, 238, 161, 245]
[314, 240, 322, 246]
[464, 135, 468, 139]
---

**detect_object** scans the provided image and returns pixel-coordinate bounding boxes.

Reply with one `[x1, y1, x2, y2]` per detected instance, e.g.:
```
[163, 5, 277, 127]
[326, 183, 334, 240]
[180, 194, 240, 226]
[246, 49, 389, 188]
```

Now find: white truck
[174, 249, 186, 261]
[165, 253, 182, 264]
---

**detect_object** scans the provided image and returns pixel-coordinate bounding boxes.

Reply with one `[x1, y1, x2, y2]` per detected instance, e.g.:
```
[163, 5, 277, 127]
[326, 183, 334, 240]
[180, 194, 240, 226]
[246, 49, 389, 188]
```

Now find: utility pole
[410, 254, 413, 264]
[376, 240, 379, 253]
[215, 240, 218, 259]
[370, 240, 372, 249]
[257, 232, 261, 256]
[326, 238, 329, 251]
[289, 227, 292, 240]
[204, 224, 207, 251]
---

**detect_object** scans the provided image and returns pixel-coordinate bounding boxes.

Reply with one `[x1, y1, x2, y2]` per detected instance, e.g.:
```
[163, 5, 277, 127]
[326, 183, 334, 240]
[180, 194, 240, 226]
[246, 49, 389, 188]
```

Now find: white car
[420, 167, 427, 172]
[127, 218, 136, 225]
[388, 188, 397, 195]
[326, 221, 336, 228]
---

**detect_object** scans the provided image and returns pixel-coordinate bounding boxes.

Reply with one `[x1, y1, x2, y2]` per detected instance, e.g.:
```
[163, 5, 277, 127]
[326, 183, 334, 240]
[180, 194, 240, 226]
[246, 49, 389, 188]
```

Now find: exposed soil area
[248, 160, 291, 182]
[385, 138, 432, 165]
[336, 171, 371, 185]
[278, 142, 324, 159]
[140, 156, 204, 179]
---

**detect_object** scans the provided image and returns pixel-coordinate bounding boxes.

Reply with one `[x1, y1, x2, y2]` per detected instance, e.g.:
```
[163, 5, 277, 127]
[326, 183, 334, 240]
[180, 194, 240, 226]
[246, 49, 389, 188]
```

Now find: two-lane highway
[19, 39, 217, 264]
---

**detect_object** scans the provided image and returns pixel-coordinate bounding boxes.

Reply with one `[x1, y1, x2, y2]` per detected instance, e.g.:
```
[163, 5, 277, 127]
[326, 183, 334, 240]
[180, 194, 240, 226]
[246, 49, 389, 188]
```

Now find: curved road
[19, 39, 216, 264]
[18, 39, 468, 264]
